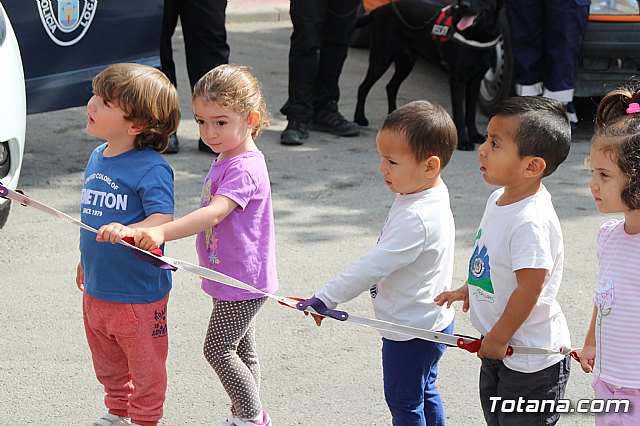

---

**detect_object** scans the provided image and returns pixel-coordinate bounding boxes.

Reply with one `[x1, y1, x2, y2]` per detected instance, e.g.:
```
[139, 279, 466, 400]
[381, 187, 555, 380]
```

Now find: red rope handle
[456, 338, 514, 356]
[122, 236, 163, 257]
[457, 337, 482, 353]
[278, 296, 304, 308]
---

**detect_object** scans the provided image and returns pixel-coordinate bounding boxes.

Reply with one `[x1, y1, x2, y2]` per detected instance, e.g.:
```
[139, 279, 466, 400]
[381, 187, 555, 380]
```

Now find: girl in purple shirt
[100, 64, 277, 426]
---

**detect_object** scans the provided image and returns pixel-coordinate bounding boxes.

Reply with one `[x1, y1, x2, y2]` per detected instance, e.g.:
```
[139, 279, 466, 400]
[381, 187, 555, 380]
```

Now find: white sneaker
[214, 410, 271, 426]
[93, 413, 131, 426]
[214, 416, 235, 426]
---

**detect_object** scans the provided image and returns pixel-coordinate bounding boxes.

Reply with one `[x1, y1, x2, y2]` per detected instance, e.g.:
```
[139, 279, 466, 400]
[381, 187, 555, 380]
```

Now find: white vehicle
[0, 2, 26, 228]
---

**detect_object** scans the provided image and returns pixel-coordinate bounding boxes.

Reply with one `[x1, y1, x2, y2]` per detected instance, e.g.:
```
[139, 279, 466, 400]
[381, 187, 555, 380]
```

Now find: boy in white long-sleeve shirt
[298, 100, 457, 425]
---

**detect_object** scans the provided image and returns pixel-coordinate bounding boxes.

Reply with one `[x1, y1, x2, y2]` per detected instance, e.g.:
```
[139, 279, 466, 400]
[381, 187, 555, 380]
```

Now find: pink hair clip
[626, 103, 640, 114]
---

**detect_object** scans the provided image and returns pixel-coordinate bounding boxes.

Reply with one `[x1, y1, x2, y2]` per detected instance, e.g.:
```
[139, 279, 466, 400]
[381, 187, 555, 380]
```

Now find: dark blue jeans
[479, 356, 571, 426]
[506, 0, 589, 94]
[382, 320, 454, 426]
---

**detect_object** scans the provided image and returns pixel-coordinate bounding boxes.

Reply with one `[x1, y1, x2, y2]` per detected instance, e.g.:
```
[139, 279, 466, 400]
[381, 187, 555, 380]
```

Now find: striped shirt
[593, 219, 640, 387]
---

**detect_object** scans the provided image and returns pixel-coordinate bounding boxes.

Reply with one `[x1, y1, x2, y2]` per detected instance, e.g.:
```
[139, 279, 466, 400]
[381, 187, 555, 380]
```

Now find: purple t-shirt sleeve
[215, 164, 258, 210]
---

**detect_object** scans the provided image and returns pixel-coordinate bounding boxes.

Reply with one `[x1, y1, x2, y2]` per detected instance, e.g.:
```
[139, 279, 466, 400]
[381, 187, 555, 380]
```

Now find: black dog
[353, 0, 502, 151]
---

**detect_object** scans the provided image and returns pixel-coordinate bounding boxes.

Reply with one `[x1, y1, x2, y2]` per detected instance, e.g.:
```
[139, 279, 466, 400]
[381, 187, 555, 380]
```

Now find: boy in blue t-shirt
[76, 63, 180, 426]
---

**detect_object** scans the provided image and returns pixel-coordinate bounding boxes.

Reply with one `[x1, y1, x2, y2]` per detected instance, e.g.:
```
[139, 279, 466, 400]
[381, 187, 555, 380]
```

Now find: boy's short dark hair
[92, 63, 180, 152]
[381, 100, 457, 168]
[491, 96, 571, 177]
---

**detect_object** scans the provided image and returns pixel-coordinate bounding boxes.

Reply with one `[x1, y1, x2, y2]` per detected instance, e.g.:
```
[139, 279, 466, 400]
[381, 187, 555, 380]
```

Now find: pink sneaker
[214, 410, 271, 426]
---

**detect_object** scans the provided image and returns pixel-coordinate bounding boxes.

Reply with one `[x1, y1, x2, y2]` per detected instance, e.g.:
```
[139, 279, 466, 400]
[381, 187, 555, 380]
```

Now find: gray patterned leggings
[203, 296, 267, 419]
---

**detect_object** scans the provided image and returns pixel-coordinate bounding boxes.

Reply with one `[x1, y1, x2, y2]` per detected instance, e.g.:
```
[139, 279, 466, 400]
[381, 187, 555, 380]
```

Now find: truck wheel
[479, 9, 514, 115]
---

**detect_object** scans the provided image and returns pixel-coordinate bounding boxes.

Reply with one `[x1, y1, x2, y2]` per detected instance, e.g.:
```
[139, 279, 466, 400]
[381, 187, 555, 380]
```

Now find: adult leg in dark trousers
[160, 0, 230, 153]
[506, 0, 589, 131]
[280, 0, 360, 146]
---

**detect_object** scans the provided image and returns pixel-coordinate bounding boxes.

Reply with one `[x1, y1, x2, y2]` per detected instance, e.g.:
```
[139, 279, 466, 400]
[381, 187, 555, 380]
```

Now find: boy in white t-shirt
[435, 96, 572, 426]
[298, 100, 457, 425]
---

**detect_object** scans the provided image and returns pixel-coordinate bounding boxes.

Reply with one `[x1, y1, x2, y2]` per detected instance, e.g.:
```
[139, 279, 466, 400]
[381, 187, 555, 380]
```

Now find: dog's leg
[385, 50, 417, 113]
[354, 9, 400, 128]
[465, 74, 486, 145]
[354, 49, 396, 127]
[355, 58, 394, 127]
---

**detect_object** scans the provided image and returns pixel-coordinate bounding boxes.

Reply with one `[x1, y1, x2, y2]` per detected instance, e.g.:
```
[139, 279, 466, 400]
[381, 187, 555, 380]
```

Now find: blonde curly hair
[192, 64, 270, 138]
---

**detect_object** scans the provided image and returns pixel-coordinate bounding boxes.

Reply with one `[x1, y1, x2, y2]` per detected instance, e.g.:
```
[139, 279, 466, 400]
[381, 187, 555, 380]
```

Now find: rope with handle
[0, 184, 581, 361]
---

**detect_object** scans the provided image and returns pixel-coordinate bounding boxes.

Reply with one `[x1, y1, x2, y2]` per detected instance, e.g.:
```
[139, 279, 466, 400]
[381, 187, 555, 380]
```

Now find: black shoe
[310, 110, 359, 137]
[198, 138, 218, 155]
[164, 133, 179, 154]
[280, 120, 309, 146]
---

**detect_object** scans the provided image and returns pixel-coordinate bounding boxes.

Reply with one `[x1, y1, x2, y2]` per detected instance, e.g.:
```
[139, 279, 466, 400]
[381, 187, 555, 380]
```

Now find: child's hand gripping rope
[295, 297, 346, 326]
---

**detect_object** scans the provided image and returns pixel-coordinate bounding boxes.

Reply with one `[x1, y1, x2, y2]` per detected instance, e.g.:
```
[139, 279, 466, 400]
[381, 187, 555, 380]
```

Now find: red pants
[83, 293, 169, 426]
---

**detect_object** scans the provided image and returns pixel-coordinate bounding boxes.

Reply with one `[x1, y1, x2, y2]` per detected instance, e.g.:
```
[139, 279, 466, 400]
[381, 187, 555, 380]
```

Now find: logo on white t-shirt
[370, 283, 378, 299]
[468, 229, 495, 297]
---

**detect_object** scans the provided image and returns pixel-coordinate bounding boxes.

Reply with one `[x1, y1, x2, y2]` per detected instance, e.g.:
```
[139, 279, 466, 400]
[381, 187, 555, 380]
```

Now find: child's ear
[424, 155, 441, 178]
[247, 111, 261, 128]
[127, 122, 146, 136]
[524, 157, 546, 178]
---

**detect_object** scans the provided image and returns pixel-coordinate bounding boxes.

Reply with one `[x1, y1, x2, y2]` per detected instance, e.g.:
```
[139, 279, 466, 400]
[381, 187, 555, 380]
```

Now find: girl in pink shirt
[580, 85, 640, 426]
[100, 64, 276, 426]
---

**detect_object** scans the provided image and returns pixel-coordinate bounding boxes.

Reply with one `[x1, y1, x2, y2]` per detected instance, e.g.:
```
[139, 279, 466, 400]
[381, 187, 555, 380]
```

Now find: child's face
[193, 97, 253, 156]
[588, 144, 627, 214]
[477, 115, 529, 187]
[376, 129, 431, 194]
[86, 95, 134, 142]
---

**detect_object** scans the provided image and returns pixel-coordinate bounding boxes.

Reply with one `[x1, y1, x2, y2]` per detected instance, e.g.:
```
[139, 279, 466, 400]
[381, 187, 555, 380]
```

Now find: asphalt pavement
[0, 11, 607, 426]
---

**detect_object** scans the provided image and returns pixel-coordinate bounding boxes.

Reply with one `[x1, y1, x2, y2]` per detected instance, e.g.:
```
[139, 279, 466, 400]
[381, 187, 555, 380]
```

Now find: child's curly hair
[192, 64, 270, 138]
[593, 84, 640, 210]
[92, 63, 180, 152]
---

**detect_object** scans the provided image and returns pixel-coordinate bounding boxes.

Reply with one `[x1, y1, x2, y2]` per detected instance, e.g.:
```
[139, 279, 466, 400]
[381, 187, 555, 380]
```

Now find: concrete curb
[226, 6, 290, 24]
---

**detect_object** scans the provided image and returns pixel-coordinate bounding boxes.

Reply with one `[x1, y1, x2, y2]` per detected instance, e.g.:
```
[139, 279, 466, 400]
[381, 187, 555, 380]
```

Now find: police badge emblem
[58, 0, 79, 30]
[37, 0, 98, 46]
